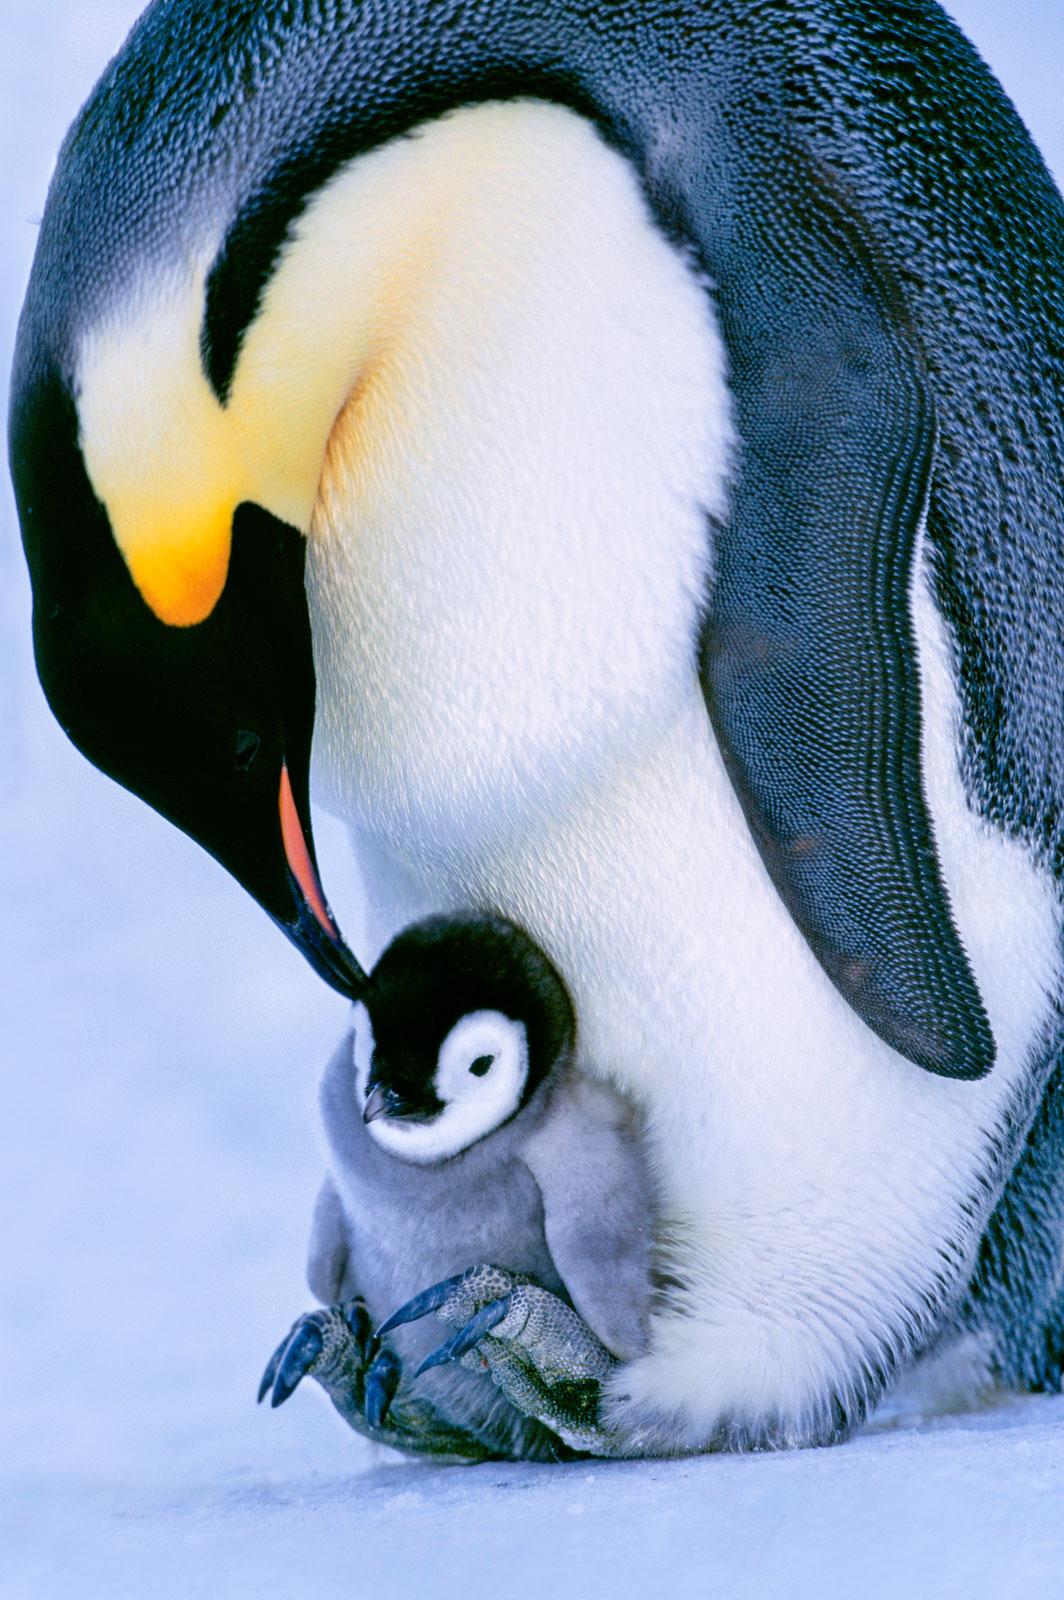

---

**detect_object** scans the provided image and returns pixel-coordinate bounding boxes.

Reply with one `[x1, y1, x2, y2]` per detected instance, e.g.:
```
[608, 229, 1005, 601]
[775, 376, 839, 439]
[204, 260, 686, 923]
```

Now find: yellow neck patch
[74, 101, 624, 628]
[76, 337, 244, 626]
[76, 271, 316, 626]
[74, 173, 414, 628]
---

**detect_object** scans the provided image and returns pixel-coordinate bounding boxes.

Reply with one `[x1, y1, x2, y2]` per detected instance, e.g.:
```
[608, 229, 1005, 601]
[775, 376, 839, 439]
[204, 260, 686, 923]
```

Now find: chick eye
[469, 1055, 495, 1077]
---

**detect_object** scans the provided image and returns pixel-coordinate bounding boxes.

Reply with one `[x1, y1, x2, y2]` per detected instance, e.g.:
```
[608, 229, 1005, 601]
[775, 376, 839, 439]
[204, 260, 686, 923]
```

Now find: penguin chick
[263, 913, 655, 1459]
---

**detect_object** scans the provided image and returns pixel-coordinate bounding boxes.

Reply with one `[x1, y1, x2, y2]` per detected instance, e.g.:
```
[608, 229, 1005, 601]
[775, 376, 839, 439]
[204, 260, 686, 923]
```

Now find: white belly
[303, 101, 1062, 1444]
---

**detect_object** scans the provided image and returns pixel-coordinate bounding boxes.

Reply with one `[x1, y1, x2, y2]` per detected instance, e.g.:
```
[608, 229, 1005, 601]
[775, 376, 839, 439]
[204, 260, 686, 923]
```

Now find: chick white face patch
[355, 1003, 529, 1164]
[435, 1010, 529, 1115]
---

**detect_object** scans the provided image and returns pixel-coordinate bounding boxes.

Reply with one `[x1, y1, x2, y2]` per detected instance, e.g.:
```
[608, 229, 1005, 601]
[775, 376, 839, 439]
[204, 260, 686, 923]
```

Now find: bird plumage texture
[10, 0, 1064, 1452]
[312, 1022, 654, 1454]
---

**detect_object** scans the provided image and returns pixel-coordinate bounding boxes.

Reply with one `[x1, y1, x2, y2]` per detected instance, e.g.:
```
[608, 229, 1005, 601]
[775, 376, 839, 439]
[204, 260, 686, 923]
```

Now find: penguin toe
[414, 1294, 514, 1375]
[378, 1264, 532, 1340]
[382, 1266, 627, 1455]
[270, 1318, 326, 1407]
[364, 1347, 402, 1428]
[257, 1313, 330, 1408]
[375, 1273, 470, 1336]
[259, 1296, 498, 1461]
[258, 1301, 368, 1410]
[257, 1332, 289, 1404]
[342, 1295, 376, 1352]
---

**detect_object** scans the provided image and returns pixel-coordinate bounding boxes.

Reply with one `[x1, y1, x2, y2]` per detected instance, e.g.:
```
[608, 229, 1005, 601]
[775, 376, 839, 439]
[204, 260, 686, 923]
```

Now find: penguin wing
[521, 1078, 654, 1362]
[700, 166, 994, 1080]
[306, 1176, 354, 1304]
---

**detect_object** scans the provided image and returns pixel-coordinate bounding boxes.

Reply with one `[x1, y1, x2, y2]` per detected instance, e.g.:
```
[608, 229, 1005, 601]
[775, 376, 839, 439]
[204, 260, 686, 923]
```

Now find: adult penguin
[9, 0, 1064, 1453]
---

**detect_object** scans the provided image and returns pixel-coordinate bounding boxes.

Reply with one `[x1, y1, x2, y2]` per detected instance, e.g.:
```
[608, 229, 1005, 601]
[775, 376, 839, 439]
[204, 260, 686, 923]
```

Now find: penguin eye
[435, 1011, 527, 1115]
[234, 730, 261, 772]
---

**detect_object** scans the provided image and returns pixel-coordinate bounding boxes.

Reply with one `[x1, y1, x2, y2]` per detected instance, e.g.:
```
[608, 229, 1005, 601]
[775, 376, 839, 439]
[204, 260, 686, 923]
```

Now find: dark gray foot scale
[257, 1297, 497, 1462]
[380, 1265, 631, 1457]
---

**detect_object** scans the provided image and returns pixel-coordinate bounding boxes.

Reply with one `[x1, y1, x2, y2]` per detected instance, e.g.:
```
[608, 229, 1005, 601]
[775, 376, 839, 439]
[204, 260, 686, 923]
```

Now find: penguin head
[8, 151, 390, 999]
[6, 9, 439, 1000]
[11, 331, 367, 995]
[354, 916, 575, 1164]
[7, 2, 584, 999]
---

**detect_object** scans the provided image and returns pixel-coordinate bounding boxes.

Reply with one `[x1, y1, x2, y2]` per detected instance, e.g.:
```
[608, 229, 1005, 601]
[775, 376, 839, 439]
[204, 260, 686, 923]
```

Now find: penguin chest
[302, 100, 733, 860]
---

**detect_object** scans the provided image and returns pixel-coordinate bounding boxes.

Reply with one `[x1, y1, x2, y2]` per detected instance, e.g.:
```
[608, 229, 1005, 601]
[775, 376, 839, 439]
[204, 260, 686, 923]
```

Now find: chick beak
[363, 1084, 389, 1124]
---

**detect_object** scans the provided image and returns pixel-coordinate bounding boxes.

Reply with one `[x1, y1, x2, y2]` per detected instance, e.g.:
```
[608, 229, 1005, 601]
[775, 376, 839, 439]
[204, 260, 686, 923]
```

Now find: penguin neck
[304, 98, 733, 860]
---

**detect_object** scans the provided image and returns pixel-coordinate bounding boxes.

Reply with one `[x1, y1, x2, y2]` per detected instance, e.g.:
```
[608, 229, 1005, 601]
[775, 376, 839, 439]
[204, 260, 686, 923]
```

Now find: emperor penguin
[259, 913, 654, 1462]
[10, 0, 1064, 1452]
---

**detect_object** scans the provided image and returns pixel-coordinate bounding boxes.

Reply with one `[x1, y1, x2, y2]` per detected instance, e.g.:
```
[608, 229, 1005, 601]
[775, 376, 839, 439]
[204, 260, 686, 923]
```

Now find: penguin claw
[257, 1334, 289, 1404]
[376, 1273, 467, 1337]
[344, 1296, 375, 1349]
[364, 1347, 402, 1428]
[270, 1318, 325, 1407]
[260, 1299, 499, 1462]
[414, 1295, 513, 1376]
[393, 1266, 627, 1456]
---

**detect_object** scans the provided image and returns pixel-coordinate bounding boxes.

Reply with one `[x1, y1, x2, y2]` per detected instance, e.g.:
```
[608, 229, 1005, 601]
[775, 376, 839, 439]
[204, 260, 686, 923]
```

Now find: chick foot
[258, 1297, 497, 1463]
[379, 1265, 632, 1456]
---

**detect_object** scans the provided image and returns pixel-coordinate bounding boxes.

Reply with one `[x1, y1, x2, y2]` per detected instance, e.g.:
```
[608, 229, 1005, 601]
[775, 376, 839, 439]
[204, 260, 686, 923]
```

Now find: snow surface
[2, 4, 1064, 1596]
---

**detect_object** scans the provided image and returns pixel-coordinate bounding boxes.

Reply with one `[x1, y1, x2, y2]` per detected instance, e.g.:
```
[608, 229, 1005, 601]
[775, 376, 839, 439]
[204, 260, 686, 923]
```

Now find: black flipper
[701, 174, 994, 1080]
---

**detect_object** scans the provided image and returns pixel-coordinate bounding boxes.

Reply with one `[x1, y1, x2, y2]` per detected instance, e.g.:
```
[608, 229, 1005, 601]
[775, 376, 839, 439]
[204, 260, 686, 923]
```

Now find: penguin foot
[258, 1298, 497, 1463]
[379, 1265, 630, 1457]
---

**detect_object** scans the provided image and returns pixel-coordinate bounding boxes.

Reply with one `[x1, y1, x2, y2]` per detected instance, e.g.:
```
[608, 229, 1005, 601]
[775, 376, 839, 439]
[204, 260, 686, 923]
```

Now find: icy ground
[3, 4, 1064, 1597]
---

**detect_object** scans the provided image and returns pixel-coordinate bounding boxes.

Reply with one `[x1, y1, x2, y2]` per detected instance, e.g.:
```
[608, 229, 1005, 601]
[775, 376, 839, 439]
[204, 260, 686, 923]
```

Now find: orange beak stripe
[279, 764, 339, 939]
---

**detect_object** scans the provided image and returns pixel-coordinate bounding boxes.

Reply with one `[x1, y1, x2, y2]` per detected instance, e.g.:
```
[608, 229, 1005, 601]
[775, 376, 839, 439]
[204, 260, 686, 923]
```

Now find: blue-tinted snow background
[2, 4, 1064, 1596]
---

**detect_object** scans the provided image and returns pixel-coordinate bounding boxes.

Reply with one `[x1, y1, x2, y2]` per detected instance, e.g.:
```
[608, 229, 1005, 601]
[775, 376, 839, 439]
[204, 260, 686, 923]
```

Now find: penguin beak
[9, 342, 370, 1001]
[11, 155, 387, 1006]
[277, 763, 369, 999]
[363, 1079, 433, 1124]
[362, 1084, 389, 1124]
